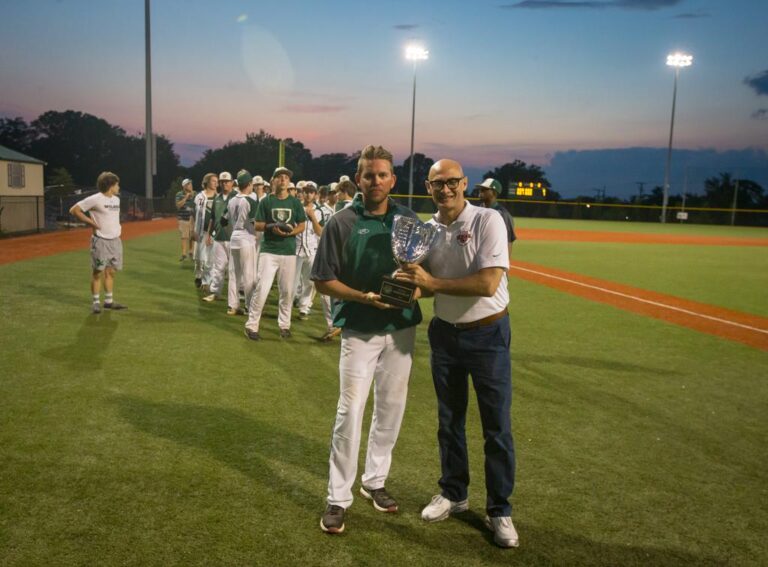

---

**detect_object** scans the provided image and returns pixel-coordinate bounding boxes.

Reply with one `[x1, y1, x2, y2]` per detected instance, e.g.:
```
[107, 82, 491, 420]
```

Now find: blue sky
[1, 0, 766, 196]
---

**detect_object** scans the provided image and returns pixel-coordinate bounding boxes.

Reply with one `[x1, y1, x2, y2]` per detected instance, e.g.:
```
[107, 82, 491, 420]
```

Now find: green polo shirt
[311, 198, 422, 333]
[256, 194, 307, 255]
[210, 191, 236, 242]
[175, 191, 195, 221]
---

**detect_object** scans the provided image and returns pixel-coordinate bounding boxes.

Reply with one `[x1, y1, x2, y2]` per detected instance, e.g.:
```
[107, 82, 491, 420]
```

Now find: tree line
[1, 110, 764, 209]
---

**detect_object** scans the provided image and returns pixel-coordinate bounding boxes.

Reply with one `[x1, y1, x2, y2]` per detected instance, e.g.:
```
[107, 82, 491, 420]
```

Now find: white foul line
[511, 265, 768, 336]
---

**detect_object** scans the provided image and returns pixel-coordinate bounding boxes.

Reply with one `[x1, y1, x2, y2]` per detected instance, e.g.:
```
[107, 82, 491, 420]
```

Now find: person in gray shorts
[69, 171, 127, 314]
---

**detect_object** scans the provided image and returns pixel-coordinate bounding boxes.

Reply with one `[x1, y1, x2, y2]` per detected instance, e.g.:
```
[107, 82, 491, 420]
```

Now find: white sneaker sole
[320, 518, 345, 534]
[359, 486, 398, 512]
[422, 499, 469, 522]
[484, 516, 519, 548]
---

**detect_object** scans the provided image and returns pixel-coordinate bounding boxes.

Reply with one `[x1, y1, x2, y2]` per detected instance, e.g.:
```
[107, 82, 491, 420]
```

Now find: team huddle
[73, 144, 519, 548]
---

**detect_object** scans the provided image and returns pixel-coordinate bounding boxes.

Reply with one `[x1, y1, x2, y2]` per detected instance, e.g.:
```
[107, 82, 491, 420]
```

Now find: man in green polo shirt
[311, 144, 422, 534]
[244, 166, 306, 339]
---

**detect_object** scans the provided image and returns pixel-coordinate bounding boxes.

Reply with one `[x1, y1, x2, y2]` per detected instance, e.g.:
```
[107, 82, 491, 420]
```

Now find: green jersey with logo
[210, 191, 236, 242]
[310, 198, 422, 333]
[256, 194, 307, 255]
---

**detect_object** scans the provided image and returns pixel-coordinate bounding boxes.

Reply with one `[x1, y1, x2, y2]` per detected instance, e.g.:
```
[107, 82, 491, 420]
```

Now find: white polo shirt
[76, 192, 121, 239]
[424, 201, 509, 324]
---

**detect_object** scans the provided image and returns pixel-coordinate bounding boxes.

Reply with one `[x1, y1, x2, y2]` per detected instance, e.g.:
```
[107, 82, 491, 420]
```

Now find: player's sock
[104, 292, 114, 306]
[92, 294, 100, 305]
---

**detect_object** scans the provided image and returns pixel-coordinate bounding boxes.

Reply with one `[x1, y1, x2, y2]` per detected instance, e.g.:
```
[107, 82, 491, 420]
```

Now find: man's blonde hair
[357, 144, 394, 174]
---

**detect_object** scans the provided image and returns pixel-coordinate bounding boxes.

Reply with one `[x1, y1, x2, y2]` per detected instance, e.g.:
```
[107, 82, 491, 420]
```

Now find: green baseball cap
[237, 169, 253, 187]
[475, 178, 502, 193]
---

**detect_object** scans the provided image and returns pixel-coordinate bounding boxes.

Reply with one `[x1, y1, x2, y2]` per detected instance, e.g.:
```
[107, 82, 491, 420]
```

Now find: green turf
[513, 216, 768, 237]
[1, 230, 766, 566]
[512, 241, 768, 317]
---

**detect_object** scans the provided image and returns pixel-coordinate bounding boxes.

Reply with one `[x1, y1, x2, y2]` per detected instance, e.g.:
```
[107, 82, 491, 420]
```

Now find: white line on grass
[511, 265, 768, 335]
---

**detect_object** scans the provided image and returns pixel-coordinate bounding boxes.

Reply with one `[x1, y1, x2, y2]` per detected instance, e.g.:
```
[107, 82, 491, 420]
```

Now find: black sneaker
[360, 486, 398, 512]
[104, 302, 127, 310]
[194, 278, 202, 288]
[279, 329, 292, 339]
[320, 504, 345, 534]
[298, 312, 309, 321]
[244, 328, 261, 341]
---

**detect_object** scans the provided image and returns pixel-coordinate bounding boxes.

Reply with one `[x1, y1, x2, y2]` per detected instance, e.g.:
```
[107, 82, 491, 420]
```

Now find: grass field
[1, 220, 767, 566]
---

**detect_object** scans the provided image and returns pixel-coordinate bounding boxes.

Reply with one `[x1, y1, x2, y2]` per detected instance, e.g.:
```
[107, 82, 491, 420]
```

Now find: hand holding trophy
[379, 215, 442, 307]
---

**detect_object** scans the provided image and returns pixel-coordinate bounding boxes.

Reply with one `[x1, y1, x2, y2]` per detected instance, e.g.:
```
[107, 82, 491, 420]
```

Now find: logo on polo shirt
[456, 230, 472, 246]
[357, 228, 370, 235]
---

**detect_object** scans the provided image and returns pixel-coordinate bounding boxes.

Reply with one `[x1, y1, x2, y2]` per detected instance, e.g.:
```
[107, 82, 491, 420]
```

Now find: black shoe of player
[104, 302, 127, 310]
[360, 486, 398, 512]
[194, 278, 202, 288]
[244, 328, 261, 341]
[279, 328, 292, 339]
[320, 505, 345, 534]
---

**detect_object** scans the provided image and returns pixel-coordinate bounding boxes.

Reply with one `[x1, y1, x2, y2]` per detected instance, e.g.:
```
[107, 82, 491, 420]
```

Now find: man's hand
[305, 206, 317, 221]
[206, 233, 213, 246]
[361, 291, 392, 310]
[396, 263, 436, 294]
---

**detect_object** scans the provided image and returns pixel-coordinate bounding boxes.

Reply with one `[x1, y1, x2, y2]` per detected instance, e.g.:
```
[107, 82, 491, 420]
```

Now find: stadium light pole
[144, 0, 154, 217]
[405, 45, 428, 211]
[661, 52, 692, 223]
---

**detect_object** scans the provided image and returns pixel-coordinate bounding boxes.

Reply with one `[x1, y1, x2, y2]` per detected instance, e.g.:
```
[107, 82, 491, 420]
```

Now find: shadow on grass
[42, 312, 119, 371]
[516, 353, 683, 376]
[111, 396, 326, 512]
[377, 510, 725, 566]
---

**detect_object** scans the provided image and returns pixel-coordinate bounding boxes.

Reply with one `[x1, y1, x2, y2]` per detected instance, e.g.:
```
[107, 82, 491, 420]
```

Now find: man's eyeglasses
[427, 177, 465, 191]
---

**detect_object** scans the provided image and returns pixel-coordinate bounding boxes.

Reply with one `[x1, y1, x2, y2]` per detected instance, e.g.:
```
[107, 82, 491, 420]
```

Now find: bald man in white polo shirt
[397, 158, 518, 549]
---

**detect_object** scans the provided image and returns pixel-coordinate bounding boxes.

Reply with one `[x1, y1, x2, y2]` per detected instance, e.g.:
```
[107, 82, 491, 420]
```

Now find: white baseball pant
[327, 325, 416, 508]
[209, 240, 238, 309]
[245, 252, 297, 332]
[231, 243, 259, 309]
[195, 239, 214, 286]
[294, 253, 316, 313]
[320, 294, 334, 331]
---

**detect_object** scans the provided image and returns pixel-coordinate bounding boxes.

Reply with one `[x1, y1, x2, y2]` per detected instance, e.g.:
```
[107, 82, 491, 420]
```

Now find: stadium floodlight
[661, 52, 693, 223]
[405, 45, 429, 210]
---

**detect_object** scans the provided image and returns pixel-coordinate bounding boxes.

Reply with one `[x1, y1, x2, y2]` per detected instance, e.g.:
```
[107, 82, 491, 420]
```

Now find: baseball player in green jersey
[243, 167, 306, 340]
[202, 172, 239, 313]
[311, 145, 421, 534]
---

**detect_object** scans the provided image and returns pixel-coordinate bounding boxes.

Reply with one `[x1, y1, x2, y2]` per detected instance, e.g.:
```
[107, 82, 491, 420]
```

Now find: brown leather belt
[451, 309, 508, 330]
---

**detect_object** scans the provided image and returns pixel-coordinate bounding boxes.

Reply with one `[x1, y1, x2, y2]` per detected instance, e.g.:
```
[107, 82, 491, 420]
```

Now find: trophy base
[379, 276, 416, 308]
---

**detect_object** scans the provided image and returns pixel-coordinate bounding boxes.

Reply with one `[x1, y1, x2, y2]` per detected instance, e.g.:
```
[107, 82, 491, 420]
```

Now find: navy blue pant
[428, 314, 515, 517]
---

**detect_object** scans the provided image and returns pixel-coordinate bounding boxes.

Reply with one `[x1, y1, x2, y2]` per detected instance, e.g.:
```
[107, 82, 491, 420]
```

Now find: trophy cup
[379, 215, 443, 308]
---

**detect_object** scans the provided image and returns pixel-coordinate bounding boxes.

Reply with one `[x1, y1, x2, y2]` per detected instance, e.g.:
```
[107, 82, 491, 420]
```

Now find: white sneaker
[202, 294, 217, 302]
[421, 494, 468, 522]
[485, 515, 519, 548]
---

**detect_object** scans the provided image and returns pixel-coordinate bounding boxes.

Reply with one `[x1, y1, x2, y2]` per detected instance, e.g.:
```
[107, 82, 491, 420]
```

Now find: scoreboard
[512, 182, 547, 198]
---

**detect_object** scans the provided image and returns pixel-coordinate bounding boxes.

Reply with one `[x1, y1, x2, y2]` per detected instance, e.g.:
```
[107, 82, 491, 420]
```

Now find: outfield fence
[0, 195, 44, 235]
[391, 194, 768, 227]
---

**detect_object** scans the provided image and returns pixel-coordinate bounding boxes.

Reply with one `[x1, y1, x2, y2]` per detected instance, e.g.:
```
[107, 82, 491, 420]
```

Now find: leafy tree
[307, 153, 357, 184]
[394, 153, 434, 196]
[46, 167, 76, 196]
[704, 172, 765, 208]
[481, 160, 551, 198]
[0, 117, 36, 153]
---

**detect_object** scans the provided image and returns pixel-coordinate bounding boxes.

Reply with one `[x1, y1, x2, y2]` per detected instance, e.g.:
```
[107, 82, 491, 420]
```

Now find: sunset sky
[1, 0, 766, 195]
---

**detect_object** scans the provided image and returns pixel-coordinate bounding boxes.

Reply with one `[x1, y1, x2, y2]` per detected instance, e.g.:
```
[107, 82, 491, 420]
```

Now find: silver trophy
[380, 215, 442, 307]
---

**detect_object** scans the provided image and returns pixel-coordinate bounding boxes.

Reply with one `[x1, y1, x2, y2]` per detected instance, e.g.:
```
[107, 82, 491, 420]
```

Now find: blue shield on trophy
[379, 214, 442, 307]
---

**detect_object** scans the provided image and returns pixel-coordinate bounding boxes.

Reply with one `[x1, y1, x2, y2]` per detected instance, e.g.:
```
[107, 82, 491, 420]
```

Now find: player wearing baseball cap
[476, 178, 517, 260]
[202, 172, 239, 313]
[228, 170, 260, 314]
[175, 178, 196, 262]
[243, 166, 306, 340]
[193, 173, 218, 291]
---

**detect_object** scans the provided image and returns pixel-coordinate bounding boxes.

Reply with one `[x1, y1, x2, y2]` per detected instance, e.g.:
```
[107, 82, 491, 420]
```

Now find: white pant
[195, 239, 214, 285]
[320, 294, 334, 330]
[231, 243, 259, 309]
[327, 326, 416, 508]
[210, 240, 238, 309]
[245, 253, 297, 332]
[294, 253, 316, 313]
